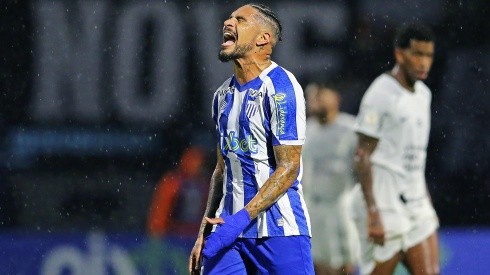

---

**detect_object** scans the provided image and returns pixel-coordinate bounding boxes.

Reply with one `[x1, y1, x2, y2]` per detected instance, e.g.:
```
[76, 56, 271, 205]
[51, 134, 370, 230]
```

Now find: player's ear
[394, 48, 404, 64]
[256, 32, 271, 46]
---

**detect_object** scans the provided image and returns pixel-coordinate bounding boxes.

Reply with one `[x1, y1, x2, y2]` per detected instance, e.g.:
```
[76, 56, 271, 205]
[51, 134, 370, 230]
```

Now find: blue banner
[1, 228, 489, 274]
[0, 231, 194, 275]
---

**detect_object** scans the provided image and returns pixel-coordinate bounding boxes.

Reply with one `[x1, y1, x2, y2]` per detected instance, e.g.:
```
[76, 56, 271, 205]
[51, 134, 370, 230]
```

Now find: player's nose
[223, 18, 235, 29]
[421, 56, 433, 69]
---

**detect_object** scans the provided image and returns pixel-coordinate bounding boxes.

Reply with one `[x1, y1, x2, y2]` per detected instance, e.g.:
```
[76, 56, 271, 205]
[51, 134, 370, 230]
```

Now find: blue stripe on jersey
[219, 85, 235, 217]
[267, 203, 287, 236]
[212, 93, 219, 124]
[287, 185, 309, 235]
[268, 68, 298, 144]
[263, 93, 276, 164]
[223, 157, 234, 217]
[238, 84, 262, 236]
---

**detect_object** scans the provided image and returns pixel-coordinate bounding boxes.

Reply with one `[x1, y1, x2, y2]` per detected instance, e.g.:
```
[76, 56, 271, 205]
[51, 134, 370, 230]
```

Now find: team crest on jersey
[245, 101, 258, 118]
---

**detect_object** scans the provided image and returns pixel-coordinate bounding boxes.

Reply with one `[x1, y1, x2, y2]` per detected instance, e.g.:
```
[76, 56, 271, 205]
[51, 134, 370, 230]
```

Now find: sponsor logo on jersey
[223, 131, 258, 154]
[248, 88, 264, 98]
[218, 86, 234, 96]
[273, 93, 287, 135]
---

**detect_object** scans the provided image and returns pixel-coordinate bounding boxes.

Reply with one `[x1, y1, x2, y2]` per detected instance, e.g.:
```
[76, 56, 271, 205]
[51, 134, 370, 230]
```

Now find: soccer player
[352, 23, 440, 274]
[304, 82, 321, 118]
[302, 85, 359, 275]
[188, 3, 313, 275]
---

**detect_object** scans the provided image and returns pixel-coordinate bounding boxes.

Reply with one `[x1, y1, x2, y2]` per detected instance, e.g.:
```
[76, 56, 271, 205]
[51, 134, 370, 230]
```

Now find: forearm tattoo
[199, 163, 224, 236]
[246, 145, 302, 218]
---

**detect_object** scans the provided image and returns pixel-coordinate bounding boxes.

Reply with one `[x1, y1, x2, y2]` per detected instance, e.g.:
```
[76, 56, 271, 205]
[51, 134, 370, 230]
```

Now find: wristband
[202, 208, 251, 258]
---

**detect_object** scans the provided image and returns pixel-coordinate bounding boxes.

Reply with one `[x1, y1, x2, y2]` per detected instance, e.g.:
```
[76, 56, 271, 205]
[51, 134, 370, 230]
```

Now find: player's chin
[218, 50, 233, 62]
[415, 71, 429, 80]
[219, 46, 233, 56]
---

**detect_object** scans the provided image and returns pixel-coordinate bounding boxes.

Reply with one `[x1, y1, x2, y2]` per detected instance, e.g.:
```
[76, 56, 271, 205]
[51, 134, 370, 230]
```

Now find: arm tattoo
[245, 145, 302, 219]
[198, 148, 224, 237]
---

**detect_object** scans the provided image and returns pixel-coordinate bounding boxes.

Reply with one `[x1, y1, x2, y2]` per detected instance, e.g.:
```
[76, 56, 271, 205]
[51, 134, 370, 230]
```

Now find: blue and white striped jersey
[211, 62, 311, 238]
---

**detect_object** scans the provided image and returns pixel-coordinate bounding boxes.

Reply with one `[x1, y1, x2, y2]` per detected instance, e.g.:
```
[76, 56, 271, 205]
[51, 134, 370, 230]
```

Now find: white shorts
[309, 190, 359, 269]
[350, 167, 439, 275]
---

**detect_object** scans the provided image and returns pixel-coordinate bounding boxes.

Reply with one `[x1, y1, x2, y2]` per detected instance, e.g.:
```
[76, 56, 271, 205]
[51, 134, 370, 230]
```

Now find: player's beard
[218, 42, 254, 62]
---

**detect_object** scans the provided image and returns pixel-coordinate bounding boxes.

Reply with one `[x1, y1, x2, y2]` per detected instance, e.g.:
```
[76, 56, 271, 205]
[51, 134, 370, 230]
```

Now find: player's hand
[367, 209, 385, 245]
[204, 216, 225, 225]
[189, 234, 205, 274]
[201, 208, 251, 258]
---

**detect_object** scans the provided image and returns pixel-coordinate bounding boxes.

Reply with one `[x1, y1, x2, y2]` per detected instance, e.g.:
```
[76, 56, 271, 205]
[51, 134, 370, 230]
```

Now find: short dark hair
[249, 3, 282, 42]
[393, 23, 434, 49]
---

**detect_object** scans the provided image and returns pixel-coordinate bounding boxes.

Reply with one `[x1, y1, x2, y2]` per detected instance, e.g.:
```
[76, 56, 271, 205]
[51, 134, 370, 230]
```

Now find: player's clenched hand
[367, 209, 385, 245]
[189, 234, 205, 274]
[201, 209, 251, 258]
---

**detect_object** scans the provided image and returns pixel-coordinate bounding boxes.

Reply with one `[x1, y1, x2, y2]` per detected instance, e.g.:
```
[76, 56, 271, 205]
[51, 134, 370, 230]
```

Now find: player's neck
[391, 65, 415, 92]
[233, 56, 272, 85]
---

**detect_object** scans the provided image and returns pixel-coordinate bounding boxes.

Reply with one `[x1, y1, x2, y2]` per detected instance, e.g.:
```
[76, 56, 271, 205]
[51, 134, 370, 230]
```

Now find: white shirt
[303, 113, 357, 202]
[355, 74, 432, 199]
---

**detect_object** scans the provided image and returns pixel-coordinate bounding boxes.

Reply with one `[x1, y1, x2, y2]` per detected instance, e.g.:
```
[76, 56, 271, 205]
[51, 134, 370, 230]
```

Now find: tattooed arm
[189, 144, 224, 273]
[245, 144, 302, 219]
[200, 145, 225, 237]
[195, 144, 302, 260]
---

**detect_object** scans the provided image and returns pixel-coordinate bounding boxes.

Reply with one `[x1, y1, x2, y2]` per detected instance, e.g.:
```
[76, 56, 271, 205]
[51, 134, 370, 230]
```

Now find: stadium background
[0, 0, 488, 274]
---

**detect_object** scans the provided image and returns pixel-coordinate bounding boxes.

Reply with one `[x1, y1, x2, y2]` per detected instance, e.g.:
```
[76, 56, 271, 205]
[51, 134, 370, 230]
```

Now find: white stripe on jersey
[254, 161, 270, 237]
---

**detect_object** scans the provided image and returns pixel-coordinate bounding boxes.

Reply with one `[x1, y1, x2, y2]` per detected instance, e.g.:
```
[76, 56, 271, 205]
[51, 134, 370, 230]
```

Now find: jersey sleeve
[266, 69, 306, 146]
[211, 91, 219, 125]
[212, 77, 233, 126]
[355, 78, 393, 139]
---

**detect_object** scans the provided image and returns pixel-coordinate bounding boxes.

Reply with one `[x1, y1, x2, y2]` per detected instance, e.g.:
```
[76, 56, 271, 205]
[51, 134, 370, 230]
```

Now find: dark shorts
[202, 235, 314, 275]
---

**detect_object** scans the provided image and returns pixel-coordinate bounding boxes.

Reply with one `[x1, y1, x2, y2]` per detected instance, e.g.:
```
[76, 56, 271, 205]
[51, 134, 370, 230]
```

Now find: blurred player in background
[304, 82, 320, 118]
[302, 84, 359, 275]
[147, 146, 209, 238]
[352, 23, 439, 274]
[188, 3, 313, 275]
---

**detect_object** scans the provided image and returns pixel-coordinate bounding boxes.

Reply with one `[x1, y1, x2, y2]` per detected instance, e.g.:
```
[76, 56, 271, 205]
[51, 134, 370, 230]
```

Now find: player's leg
[310, 201, 337, 275]
[338, 191, 361, 275]
[242, 236, 315, 274]
[403, 232, 440, 275]
[427, 232, 440, 273]
[201, 242, 247, 275]
[350, 184, 407, 275]
[370, 251, 403, 275]
[314, 261, 336, 275]
[351, 208, 405, 274]
[402, 195, 440, 275]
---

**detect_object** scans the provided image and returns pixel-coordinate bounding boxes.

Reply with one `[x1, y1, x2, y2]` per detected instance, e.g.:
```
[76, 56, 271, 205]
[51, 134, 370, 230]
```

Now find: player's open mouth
[222, 32, 236, 47]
